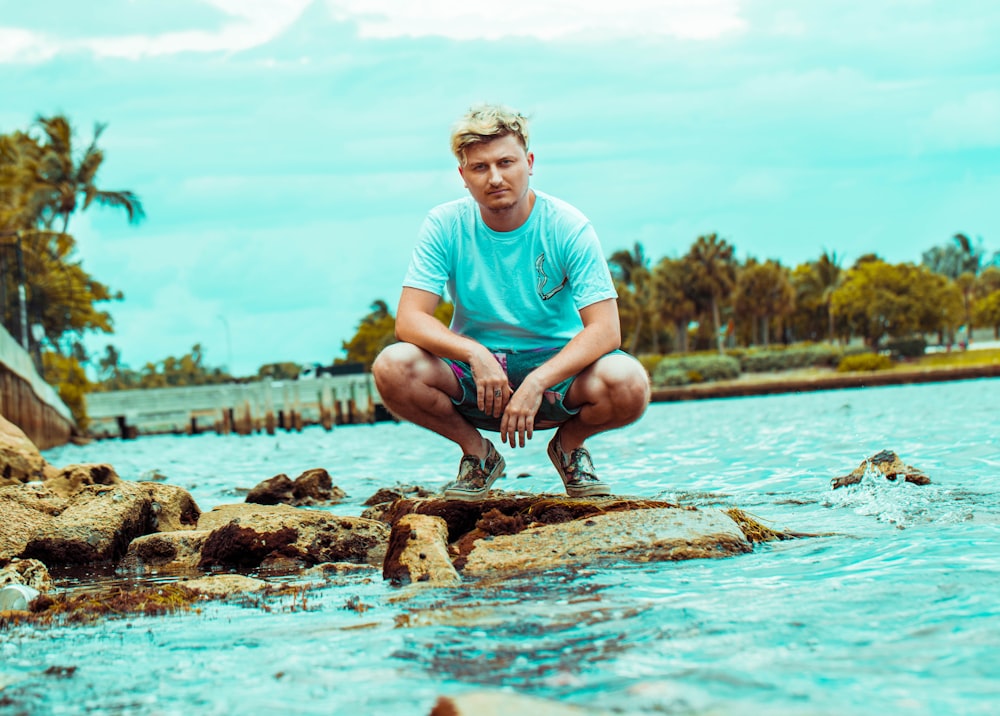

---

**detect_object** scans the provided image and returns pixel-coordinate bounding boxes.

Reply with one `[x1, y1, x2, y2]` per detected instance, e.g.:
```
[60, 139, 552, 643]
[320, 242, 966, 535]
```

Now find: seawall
[0, 326, 75, 449]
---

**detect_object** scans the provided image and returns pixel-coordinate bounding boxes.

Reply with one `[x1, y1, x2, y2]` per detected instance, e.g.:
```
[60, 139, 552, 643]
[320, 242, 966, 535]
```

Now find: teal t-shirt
[403, 190, 617, 349]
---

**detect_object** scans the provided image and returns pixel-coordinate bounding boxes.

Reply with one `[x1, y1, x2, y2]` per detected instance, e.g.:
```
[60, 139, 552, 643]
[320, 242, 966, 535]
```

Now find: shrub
[637, 354, 664, 378]
[736, 343, 842, 372]
[836, 353, 894, 372]
[652, 353, 741, 386]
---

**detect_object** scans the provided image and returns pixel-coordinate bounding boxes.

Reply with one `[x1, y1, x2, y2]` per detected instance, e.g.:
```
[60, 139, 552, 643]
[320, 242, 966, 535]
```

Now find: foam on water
[4, 378, 998, 715]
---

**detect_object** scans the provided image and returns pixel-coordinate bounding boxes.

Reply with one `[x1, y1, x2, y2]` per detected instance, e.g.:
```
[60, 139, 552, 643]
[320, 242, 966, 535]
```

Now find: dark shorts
[442, 347, 627, 432]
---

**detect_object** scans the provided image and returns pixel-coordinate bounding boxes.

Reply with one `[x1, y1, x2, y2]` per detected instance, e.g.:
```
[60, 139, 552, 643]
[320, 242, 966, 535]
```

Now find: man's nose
[488, 166, 503, 184]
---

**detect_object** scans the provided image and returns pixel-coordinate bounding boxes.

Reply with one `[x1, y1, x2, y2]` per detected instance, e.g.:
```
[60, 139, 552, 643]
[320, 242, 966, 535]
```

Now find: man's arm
[500, 297, 622, 447]
[395, 286, 510, 418]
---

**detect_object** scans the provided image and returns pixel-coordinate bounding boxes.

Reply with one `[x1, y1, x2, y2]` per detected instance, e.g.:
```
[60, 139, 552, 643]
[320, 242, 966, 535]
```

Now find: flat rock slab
[460, 507, 751, 576]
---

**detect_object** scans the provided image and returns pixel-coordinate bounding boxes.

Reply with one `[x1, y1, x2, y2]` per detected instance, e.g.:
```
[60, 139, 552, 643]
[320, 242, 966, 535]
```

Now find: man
[372, 103, 649, 502]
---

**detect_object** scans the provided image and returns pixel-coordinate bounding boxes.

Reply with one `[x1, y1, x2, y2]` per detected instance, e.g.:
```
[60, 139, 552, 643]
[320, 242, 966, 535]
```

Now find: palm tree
[32, 116, 145, 234]
[685, 233, 736, 353]
[802, 250, 843, 342]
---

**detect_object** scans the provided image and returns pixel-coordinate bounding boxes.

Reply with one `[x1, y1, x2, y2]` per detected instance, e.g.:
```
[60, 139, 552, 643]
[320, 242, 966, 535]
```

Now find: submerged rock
[179, 574, 268, 596]
[832, 450, 931, 489]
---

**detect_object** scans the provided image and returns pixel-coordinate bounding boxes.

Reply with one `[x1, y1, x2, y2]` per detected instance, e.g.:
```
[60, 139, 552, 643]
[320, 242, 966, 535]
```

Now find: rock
[179, 574, 268, 597]
[195, 503, 389, 569]
[363, 484, 434, 506]
[0, 558, 53, 593]
[460, 507, 751, 576]
[43, 463, 121, 498]
[245, 474, 295, 505]
[0, 416, 49, 488]
[0, 484, 66, 561]
[832, 450, 931, 489]
[430, 691, 604, 715]
[292, 468, 346, 505]
[141, 482, 201, 532]
[383, 514, 460, 587]
[20, 481, 153, 565]
[245, 469, 346, 507]
[121, 530, 210, 573]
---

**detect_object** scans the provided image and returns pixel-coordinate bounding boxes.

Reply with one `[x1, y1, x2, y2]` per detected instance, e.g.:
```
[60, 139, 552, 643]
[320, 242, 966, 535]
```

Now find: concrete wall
[0, 326, 76, 450]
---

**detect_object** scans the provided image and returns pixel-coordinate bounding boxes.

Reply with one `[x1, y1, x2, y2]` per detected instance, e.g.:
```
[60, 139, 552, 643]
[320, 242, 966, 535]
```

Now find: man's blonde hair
[450, 103, 530, 165]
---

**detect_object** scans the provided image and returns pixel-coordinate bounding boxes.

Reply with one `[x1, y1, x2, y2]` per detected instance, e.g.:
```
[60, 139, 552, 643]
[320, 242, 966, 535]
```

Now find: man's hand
[469, 348, 510, 418]
[500, 374, 544, 448]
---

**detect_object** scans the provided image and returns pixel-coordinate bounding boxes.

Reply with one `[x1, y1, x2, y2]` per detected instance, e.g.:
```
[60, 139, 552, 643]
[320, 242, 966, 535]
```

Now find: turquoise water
[4, 379, 999, 714]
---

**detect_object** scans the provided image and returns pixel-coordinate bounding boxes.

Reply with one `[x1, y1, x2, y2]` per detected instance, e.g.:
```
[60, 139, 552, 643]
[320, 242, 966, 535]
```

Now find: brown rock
[832, 450, 931, 489]
[196, 503, 389, 569]
[43, 463, 120, 498]
[0, 416, 49, 488]
[0, 484, 66, 561]
[245, 469, 346, 507]
[363, 484, 434, 506]
[0, 557, 53, 593]
[121, 530, 210, 573]
[245, 474, 295, 505]
[383, 514, 460, 587]
[292, 468, 346, 505]
[460, 507, 751, 576]
[141, 482, 201, 532]
[21, 481, 153, 565]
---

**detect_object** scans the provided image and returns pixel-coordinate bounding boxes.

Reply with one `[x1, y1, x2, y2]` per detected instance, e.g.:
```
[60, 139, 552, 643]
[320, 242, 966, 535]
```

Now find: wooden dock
[84, 374, 391, 439]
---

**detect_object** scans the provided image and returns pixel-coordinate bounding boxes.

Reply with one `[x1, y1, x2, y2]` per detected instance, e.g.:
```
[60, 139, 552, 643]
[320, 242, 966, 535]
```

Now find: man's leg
[372, 342, 488, 459]
[556, 353, 650, 452]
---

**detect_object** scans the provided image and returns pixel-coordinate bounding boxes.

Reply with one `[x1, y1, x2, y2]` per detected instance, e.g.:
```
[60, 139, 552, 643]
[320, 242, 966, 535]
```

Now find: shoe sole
[443, 454, 506, 502]
[547, 437, 612, 498]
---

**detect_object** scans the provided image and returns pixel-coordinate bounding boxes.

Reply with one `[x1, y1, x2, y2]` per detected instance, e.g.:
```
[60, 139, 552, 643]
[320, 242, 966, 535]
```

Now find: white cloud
[0, 28, 59, 63]
[0, 0, 312, 62]
[325, 0, 745, 40]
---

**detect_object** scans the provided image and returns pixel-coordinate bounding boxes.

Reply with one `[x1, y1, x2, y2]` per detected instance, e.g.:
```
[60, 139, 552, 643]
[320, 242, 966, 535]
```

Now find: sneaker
[547, 434, 612, 498]
[443, 440, 506, 501]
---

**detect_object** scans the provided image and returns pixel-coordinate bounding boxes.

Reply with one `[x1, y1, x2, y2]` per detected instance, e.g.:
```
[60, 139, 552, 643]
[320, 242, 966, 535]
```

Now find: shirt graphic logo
[535, 253, 568, 301]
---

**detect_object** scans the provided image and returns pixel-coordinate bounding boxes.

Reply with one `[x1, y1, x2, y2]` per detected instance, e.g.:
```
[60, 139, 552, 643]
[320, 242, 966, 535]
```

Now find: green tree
[790, 251, 843, 343]
[685, 233, 736, 353]
[831, 261, 962, 347]
[733, 258, 795, 346]
[608, 243, 652, 354]
[651, 256, 697, 353]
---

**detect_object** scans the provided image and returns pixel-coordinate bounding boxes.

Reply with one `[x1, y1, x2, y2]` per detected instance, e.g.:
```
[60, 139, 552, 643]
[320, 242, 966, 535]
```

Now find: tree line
[337, 233, 1000, 368]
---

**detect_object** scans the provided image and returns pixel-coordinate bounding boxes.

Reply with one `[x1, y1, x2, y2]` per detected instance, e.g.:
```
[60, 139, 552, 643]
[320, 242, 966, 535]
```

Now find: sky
[2, 0, 998, 376]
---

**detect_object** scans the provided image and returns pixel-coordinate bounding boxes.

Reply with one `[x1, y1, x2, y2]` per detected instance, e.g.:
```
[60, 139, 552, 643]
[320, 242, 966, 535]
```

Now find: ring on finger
[493, 389, 502, 398]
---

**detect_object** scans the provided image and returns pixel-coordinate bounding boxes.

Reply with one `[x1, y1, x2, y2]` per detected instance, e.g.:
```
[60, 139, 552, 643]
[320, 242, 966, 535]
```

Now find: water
[4, 380, 999, 714]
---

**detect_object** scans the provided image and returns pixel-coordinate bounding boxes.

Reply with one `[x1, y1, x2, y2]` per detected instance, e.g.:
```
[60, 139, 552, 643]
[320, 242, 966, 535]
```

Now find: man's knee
[597, 354, 650, 418]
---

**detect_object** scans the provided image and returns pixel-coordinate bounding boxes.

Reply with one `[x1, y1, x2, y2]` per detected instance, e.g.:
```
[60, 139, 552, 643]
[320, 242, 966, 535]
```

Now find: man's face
[458, 133, 534, 215]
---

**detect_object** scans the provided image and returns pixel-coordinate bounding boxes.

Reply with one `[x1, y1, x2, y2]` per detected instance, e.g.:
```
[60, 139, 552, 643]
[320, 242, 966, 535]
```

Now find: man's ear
[458, 165, 466, 186]
[527, 151, 534, 175]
